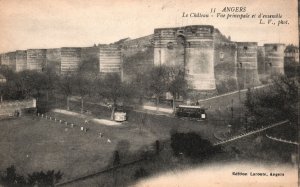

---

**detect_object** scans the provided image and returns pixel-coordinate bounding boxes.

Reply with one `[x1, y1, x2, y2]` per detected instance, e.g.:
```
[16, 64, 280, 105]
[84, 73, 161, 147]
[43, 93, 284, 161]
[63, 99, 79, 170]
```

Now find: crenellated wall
[15, 50, 27, 72]
[0, 53, 10, 66]
[153, 25, 216, 91]
[154, 28, 185, 69]
[46, 48, 61, 74]
[99, 45, 122, 76]
[60, 47, 81, 74]
[27, 49, 47, 72]
[7, 52, 16, 71]
[184, 25, 216, 91]
[257, 46, 267, 82]
[80, 46, 99, 75]
[120, 35, 154, 82]
[213, 29, 238, 93]
[0, 24, 290, 97]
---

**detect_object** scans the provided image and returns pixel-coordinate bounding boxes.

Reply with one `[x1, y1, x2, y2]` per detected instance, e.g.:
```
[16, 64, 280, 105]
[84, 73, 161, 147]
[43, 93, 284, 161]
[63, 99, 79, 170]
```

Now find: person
[196, 101, 199, 106]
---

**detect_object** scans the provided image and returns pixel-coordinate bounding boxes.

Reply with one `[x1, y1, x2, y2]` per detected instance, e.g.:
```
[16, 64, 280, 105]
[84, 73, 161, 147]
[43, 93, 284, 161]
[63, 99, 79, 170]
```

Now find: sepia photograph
[0, 0, 299, 186]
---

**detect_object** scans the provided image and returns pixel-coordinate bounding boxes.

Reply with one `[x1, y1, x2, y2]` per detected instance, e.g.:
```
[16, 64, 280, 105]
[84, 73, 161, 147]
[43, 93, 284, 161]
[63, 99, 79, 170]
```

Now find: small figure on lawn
[113, 151, 120, 166]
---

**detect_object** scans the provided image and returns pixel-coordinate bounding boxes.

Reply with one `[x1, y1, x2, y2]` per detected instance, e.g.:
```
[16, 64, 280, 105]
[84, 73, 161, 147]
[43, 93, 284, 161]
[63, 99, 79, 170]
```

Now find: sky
[0, 0, 298, 53]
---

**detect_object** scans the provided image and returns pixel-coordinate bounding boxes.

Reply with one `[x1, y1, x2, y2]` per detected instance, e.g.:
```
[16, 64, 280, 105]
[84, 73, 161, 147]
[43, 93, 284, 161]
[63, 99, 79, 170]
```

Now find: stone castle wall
[154, 28, 185, 69]
[153, 25, 216, 91]
[8, 52, 17, 71]
[236, 42, 261, 89]
[80, 46, 99, 75]
[264, 43, 285, 77]
[60, 47, 81, 74]
[120, 35, 154, 82]
[0, 25, 289, 97]
[213, 29, 238, 93]
[46, 48, 61, 74]
[27, 49, 47, 72]
[15, 50, 27, 72]
[99, 45, 122, 75]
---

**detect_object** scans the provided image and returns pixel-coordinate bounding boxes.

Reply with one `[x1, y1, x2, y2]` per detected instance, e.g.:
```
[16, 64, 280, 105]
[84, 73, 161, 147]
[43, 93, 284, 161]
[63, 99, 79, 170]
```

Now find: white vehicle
[114, 111, 127, 122]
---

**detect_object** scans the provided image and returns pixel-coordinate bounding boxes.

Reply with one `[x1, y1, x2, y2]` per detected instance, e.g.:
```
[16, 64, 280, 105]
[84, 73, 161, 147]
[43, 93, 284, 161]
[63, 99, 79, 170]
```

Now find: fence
[213, 120, 289, 146]
[266, 134, 299, 145]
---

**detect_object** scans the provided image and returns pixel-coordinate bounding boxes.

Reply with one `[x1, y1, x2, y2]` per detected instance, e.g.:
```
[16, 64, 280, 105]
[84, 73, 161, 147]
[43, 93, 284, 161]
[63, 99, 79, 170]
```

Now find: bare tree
[98, 73, 132, 120]
[43, 66, 59, 101]
[147, 66, 169, 110]
[168, 68, 188, 111]
[57, 71, 75, 110]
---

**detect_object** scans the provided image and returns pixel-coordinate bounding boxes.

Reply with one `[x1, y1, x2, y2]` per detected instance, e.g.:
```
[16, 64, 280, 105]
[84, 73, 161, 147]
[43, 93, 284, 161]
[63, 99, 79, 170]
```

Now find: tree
[0, 66, 13, 102]
[0, 77, 6, 102]
[27, 170, 63, 186]
[0, 166, 63, 187]
[74, 60, 98, 113]
[74, 73, 92, 113]
[0, 165, 26, 186]
[16, 70, 47, 100]
[138, 112, 147, 134]
[131, 72, 148, 105]
[43, 66, 59, 101]
[170, 132, 221, 160]
[57, 72, 75, 110]
[168, 68, 188, 111]
[146, 66, 170, 110]
[245, 75, 299, 129]
[98, 73, 132, 120]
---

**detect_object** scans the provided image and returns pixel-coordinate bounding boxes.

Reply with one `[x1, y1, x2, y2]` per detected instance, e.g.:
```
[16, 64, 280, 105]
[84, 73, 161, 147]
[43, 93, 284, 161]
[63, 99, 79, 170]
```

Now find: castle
[0, 25, 296, 95]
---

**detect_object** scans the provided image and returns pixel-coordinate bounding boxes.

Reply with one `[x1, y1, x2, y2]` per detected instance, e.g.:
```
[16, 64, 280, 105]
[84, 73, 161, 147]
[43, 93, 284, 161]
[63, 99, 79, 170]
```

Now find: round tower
[264, 43, 285, 78]
[184, 25, 216, 91]
[153, 28, 185, 69]
[236, 42, 261, 89]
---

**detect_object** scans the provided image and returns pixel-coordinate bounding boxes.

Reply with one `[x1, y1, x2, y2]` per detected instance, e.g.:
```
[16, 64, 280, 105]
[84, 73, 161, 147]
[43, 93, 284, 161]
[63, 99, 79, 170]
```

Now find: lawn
[1, 93, 292, 186]
[0, 104, 225, 183]
[0, 115, 157, 181]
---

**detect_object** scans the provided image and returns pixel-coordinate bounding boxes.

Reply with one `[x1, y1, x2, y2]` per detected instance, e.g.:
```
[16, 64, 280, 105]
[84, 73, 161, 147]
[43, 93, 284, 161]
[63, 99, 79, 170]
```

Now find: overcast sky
[0, 0, 298, 53]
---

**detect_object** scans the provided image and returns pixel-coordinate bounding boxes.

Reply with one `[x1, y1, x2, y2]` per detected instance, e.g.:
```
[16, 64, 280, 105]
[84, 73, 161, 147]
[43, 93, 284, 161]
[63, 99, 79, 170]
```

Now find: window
[167, 42, 174, 50]
[219, 52, 224, 61]
[176, 35, 185, 46]
[191, 27, 197, 34]
[178, 30, 184, 34]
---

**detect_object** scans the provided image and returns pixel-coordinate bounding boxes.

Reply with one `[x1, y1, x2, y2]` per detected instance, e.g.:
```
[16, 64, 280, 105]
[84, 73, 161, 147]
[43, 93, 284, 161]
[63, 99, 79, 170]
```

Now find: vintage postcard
[0, 0, 299, 186]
